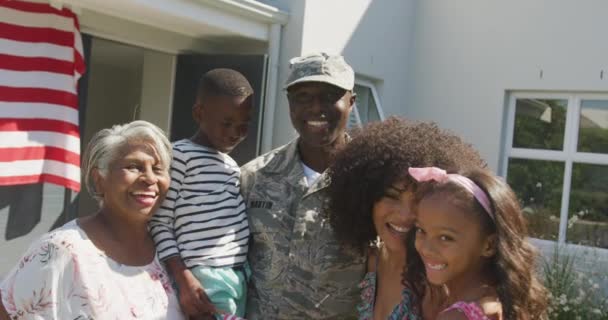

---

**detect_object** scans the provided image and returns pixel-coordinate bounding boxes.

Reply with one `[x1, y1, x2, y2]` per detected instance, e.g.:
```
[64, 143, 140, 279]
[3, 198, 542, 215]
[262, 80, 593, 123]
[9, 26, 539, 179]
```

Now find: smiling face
[94, 143, 170, 222]
[287, 82, 354, 148]
[372, 181, 416, 253]
[414, 193, 496, 289]
[193, 94, 253, 153]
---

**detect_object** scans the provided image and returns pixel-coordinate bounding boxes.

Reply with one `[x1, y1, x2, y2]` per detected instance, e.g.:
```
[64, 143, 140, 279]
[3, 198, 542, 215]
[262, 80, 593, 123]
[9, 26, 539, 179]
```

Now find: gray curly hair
[82, 120, 172, 204]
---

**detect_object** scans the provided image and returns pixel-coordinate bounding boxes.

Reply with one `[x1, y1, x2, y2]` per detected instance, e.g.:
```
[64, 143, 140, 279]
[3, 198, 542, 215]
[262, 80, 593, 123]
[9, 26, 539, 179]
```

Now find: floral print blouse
[357, 271, 421, 320]
[0, 220, 185, 320]
[442, 301, 491, 320]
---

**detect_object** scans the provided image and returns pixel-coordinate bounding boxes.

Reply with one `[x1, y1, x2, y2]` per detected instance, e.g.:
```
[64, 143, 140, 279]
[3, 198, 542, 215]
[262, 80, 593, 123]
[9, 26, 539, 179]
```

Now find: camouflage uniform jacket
[240, 139, 366, 319]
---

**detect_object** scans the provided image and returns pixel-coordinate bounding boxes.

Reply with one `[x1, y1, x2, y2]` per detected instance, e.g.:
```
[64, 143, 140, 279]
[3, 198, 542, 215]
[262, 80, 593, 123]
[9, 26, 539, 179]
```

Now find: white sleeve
[0, 237, 83, 319]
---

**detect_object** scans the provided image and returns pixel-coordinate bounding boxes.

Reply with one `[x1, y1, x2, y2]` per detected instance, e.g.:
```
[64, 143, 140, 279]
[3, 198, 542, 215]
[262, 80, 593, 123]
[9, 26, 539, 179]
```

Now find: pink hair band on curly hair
[408, 167, 494, 220]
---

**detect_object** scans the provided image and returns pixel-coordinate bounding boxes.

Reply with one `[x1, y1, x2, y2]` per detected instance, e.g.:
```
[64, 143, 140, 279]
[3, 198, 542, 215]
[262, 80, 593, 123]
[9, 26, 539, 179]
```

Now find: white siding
[404, 0, 608, 170]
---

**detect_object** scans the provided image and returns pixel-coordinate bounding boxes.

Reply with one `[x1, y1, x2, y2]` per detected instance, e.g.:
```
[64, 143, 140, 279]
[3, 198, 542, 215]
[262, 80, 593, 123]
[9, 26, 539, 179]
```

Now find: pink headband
[408, 167, 494, 220]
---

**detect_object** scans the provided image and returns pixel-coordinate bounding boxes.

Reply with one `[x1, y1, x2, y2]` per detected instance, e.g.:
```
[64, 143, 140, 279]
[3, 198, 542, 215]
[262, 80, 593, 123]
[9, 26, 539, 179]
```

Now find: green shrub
[543, 245, 608, 319]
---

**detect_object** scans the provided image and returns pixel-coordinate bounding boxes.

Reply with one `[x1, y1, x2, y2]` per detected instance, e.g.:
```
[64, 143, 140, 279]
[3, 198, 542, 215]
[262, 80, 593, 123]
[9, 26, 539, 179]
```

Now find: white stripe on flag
[0, 38, 73, 61]
[0, 102, 79, 125]
[0, 131, 80, 154]
[73, 26, 83, 79]
[0, 6, 74, 32]
[0, 159, 80, 181]
[74, 24, 83, 57]
[0, 69, 76, 93]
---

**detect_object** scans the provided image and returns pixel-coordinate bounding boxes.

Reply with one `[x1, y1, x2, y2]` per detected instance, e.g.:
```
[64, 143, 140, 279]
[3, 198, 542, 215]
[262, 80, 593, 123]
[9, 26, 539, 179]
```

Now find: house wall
[139, 51, 176, 133]
[0, 185, 74, 278]
[270, 0, 416, 147]
[405, 0, 608, 171]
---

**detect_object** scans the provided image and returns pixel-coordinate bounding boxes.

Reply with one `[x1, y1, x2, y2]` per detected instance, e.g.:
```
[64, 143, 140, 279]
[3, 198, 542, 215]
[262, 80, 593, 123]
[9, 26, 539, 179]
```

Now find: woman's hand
[176, 269, 218, 317]
[165, 257, 218, 317]
[479, 296, 502, 320]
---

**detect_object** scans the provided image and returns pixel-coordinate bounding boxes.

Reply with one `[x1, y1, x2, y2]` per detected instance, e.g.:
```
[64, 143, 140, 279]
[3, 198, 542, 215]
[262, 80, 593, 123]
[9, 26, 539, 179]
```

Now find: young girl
[405, 167, 548, 320]
[326, 118, 485, 320]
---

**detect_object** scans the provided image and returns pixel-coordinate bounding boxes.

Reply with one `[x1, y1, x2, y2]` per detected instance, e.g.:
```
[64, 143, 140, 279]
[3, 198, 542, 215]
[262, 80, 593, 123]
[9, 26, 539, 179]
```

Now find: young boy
[149, 68, 253, 319]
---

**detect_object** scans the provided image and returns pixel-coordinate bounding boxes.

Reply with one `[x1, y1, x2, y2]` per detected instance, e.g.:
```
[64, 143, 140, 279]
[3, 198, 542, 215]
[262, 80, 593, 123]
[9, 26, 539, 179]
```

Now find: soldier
[240, 52, 362, 319]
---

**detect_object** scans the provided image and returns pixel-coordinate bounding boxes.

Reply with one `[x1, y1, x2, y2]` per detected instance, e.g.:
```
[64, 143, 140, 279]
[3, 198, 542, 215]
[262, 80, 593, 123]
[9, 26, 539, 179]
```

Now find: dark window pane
[513, 99, 567, 150]
[567, 163, 608, 248]
[578, 100, 608, 154]
[507, 158, 564, 241]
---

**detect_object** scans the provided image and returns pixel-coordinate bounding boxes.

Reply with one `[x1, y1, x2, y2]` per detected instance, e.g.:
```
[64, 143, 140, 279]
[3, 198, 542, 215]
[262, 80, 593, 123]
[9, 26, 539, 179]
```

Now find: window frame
[501, 91, 608, 245]
[349, 78, 385, 127]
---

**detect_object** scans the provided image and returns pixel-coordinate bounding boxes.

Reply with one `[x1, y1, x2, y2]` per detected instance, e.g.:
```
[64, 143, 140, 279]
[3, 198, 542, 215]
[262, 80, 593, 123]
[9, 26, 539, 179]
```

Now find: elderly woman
[326, 117, 485, 320]
[0, 121, 184, 319]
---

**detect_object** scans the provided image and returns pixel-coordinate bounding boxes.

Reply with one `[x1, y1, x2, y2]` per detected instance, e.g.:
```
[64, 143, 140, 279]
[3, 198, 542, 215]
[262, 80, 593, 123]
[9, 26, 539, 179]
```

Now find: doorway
[78, 37, 174, 216]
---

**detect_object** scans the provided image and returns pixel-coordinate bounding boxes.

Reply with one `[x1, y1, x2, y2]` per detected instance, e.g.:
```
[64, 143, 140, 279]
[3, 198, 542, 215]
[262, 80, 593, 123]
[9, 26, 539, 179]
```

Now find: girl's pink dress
[442, 301, 490, 320]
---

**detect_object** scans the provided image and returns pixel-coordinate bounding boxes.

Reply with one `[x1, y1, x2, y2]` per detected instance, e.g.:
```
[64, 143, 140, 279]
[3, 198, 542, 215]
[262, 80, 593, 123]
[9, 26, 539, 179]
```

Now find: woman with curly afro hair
[326, 117, 486, 320]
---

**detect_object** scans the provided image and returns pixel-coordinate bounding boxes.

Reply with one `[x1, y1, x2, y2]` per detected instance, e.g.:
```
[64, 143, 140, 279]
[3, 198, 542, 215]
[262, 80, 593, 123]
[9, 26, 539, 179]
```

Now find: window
[502, 93, 608, 249]
[348, 80, 384, 127]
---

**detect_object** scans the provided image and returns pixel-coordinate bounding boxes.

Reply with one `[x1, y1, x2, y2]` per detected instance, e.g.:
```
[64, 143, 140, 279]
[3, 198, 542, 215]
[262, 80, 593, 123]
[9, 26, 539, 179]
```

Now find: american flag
[0, 0, 84, 191]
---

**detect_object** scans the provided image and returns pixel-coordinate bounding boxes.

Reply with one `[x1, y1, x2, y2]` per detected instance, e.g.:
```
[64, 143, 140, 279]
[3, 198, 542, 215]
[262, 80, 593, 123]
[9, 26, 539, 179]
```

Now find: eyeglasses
[287, 90, 347, 106]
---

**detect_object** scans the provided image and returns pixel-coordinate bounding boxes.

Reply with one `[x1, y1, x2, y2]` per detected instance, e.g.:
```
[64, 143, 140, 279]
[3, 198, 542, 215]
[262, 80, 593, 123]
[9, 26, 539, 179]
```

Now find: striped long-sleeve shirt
[149, 139, 249, 269]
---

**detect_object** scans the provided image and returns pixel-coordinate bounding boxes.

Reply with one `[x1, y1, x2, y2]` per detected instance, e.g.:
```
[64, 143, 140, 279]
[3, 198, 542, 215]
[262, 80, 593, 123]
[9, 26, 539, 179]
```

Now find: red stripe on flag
[0, 146, 79, 166]
[0, 173, 80, 191]
[0, 22, 73, 46]
[74, 49, 85, 75]
[0, 54, 73, 74]
[0, 86, 78, 109]
[0, 1, 83, 192]
[0, 118, 80, 137]
[0, 0, 75, 19]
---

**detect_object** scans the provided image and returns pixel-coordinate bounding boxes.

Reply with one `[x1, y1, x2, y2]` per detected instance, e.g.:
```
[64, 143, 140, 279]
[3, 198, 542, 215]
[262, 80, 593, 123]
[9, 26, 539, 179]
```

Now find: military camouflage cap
[284, 52, 355, 91]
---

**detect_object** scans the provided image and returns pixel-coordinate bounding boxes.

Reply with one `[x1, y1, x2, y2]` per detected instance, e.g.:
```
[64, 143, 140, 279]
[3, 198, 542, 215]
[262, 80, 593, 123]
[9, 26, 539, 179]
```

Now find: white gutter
[196, 0, 288, 24]
[261, 23, 282, 153]
[43, 0, 288, 41]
